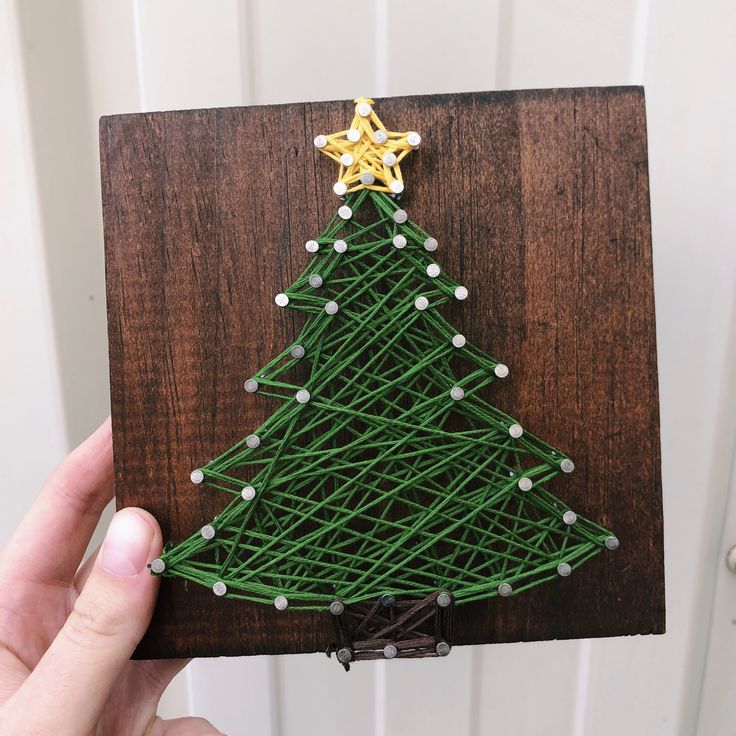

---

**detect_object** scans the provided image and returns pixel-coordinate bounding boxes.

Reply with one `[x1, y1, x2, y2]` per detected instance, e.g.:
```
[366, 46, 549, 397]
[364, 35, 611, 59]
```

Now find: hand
[0, 419, 222, 735]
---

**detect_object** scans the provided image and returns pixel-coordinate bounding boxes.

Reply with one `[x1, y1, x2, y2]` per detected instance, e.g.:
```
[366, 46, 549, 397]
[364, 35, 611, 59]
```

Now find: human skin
[0, 418, 223, 735]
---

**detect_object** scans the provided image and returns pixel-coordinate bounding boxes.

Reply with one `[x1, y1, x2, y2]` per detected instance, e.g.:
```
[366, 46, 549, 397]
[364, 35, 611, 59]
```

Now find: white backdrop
[1, 1, 735, 734]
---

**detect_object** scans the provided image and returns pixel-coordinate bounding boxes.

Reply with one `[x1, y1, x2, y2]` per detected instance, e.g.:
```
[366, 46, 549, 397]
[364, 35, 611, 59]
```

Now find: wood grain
[100, 88, 664, 659]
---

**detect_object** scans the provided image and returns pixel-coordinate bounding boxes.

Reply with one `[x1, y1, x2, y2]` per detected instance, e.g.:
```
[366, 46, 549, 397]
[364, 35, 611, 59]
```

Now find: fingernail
[101, 510, 155, 576]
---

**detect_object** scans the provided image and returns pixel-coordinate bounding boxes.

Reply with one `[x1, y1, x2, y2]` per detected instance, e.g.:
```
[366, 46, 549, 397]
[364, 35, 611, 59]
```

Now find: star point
[315, 97, 420, 195]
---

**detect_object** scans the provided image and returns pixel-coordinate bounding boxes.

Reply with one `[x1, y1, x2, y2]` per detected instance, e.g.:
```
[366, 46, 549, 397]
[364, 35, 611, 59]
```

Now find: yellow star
[314, 97, 421, 196]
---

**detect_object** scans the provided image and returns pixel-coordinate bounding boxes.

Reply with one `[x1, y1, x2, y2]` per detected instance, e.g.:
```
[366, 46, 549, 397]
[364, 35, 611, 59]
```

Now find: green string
[157, 190, 616, 610]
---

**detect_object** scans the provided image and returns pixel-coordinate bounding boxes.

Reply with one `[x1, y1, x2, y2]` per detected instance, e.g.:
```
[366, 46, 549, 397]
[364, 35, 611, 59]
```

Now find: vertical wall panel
[0, 0, 68, 543]
[384, 0, 501, 97]
[699, 405, 736, 734]
[80, 0, 140, 116]
[247, 0, 376, 105]
[132, 0, 245, 111]
[497, 0, 642, 88]
[187, 657, 278, 735]
[382, 648, 475, 736]
[14, 0, 112, 446]
[279, 655, 376, 736]
[474, 641, 582, 735]
[584, 637, 673, 734]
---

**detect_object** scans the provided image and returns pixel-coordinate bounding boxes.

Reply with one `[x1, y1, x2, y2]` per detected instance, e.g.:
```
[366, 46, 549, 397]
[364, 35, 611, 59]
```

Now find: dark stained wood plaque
[100, 88, 664, 659]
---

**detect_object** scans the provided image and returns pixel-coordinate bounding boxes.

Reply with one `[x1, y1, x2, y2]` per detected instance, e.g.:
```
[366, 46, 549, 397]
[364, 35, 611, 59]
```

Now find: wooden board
[100, 88, 664, 660]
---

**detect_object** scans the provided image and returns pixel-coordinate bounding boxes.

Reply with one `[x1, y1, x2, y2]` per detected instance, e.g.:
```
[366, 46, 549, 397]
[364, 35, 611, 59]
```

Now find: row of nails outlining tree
[151, 97, 617, 665]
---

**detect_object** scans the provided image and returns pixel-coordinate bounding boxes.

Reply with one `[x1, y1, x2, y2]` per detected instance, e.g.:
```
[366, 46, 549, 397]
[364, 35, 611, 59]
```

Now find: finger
[114, 658, 191, 711]
[138, 657, 191, 693]
[5, 508, 161, 736]
[150, 716, 224, 735]
[96, 658, 192, 734]
[0, 417, 114, 588]
[74, 543, 101, 594]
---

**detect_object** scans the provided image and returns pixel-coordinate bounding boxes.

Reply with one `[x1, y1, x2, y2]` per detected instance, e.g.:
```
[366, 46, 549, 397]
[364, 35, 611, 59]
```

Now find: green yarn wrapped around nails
[156, 189, 616, 610]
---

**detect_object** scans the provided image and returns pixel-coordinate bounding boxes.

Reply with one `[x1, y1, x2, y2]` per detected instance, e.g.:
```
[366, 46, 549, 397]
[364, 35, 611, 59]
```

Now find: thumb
[8, 508, 162, 735]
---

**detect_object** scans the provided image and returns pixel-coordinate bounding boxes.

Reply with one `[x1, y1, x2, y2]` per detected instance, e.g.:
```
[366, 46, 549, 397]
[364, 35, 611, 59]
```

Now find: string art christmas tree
[153, 97, 618, 666]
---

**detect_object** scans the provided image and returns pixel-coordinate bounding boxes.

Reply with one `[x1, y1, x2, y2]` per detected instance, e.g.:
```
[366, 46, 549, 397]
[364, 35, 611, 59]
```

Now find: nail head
[518, 477, 533, 492]
[450, 387, 465, 401]
[213, 581, 227, 596]
[509, 423, 524, 439]
[150, 558, 166, 574]
[437, 591, 452, 608]
[563, 511, 578, 525]
[498, 583, 513, 597]
[436, 641, 451, 657]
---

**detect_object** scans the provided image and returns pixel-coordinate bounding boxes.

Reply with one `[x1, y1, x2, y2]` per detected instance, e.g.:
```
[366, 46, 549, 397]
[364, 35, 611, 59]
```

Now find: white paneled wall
[497, 1, 646, 88]
[2, 1, 735, 734]
[0, 0, 68, 535]
[384, 1, 502, 97]
[647, 3, 736, 734]
[133, 0, 245, 110]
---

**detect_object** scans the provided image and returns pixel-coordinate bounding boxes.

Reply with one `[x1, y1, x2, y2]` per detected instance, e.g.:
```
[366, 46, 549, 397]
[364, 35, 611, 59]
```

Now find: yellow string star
[314, 97, 421, 196]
